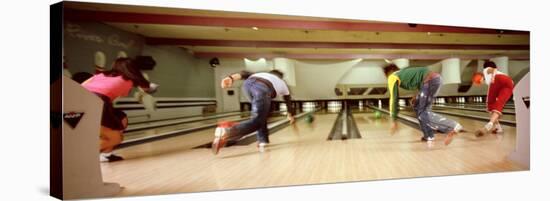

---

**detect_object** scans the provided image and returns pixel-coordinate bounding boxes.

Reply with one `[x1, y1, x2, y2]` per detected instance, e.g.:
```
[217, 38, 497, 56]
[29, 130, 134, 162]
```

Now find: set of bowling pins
[456, 97, 466, 103]
[302, 102, 316, 112]
[434, 96, 483, 104]
[473, 97, 483, 103]
[398, 99, 406, 106]
[327, 101, 342, 112]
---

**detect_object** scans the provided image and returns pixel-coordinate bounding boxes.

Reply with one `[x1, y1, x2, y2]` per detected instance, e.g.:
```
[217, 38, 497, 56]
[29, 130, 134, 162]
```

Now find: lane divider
[327, 104, 361, 140]
[433, 105, 515, 115]
[125, 112, 249, 132]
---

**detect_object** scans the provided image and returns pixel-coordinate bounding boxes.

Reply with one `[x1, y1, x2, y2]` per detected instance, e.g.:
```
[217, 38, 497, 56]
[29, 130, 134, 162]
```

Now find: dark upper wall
[63, 21, 215, 98]
[141, 46, 216, 97]
[63, 21, 145, 74]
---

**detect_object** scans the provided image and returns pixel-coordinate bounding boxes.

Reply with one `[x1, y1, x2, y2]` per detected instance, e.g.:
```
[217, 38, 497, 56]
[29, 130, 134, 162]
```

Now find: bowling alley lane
[433, 104, 515, 114]
[123, 115, 249, 143]
[439, 103, 515, 110]
[397, 108, 516, 136]
[100, 109, 524, 197]
[395, 105, 515, 123]
[431, 107, 516, 122]
[115, 115, 287, 158]
[126, 111, 245, 130]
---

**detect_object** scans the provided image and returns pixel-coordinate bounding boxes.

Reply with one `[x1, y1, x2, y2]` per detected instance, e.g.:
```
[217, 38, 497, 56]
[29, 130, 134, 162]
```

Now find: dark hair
[269, 69, 284, 79]
[383, 64, 400, 76]
[483, 60, 497, 68]
[103, 58, 150, 88]
[72, 72, 94, 84]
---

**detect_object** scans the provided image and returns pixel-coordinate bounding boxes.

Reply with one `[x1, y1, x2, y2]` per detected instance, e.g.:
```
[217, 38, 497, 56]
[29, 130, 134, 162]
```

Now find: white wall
[212, 58, 529, 104]
[338, 60, 387, 85]
[291, 59, 361, 99]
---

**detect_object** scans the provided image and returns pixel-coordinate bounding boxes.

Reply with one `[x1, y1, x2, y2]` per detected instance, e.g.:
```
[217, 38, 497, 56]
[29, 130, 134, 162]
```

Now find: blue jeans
[414, 76, 459, 138]
[229, 78, 272, 143]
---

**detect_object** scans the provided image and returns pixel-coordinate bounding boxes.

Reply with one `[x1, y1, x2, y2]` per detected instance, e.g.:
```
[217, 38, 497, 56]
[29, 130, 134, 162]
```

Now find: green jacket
[387, 67, 430, 119]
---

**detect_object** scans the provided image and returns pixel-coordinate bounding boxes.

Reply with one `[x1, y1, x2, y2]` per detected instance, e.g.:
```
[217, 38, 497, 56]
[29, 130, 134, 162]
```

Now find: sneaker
[421, 136, 434, 142]
[454, 124, 464, 133]
[99, 154, 108, 162]
[444, 131, 457, 146]
[491, 124, 504, 134]
[257, 142, 268, 152]
[212, 127, 230, 155]
[100, 153, 124, 162]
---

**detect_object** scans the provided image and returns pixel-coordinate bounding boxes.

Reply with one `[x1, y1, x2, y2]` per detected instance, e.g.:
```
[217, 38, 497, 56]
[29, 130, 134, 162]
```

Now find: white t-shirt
[250, 72, 290, 97]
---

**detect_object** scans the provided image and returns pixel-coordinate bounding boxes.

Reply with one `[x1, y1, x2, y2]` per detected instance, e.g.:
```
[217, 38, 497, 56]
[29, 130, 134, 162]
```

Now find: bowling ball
[472, 72, 483, 85]
[305, 114, 315, 123]
[374, 111, 382, 119]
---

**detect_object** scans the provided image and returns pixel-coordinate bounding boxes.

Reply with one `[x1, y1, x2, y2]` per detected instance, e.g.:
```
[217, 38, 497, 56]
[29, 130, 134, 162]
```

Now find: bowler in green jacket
[384, 64, 463, 146]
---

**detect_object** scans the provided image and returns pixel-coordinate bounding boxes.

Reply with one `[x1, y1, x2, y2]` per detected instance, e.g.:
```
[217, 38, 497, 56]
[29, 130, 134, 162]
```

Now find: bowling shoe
[421, 136, 434, 142]
[257, 142, 268, 152]
[212, 127, 230, 155]
[100, 153, 124, 162]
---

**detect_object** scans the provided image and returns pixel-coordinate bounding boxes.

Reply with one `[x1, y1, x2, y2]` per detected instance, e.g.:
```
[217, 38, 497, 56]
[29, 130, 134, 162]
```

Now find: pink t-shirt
[82, 73, 133, 101]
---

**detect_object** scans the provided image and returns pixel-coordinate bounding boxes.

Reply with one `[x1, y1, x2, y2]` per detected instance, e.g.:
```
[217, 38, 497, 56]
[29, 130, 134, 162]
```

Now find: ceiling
[63, 1, 530, 60]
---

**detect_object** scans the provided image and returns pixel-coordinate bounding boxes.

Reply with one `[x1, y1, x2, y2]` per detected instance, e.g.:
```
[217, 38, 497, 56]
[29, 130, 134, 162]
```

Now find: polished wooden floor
[102, 109, 526, 197]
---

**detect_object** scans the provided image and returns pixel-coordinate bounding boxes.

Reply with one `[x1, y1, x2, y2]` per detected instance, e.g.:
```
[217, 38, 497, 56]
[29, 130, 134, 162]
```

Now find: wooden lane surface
[101, 112, 525, 197]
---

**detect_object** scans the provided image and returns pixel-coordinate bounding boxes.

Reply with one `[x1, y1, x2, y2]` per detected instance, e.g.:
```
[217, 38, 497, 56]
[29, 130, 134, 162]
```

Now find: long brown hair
[103, 58, 150, 88]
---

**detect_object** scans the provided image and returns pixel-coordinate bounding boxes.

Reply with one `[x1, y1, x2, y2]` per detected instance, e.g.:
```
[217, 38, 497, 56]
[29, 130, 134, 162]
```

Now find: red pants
[487, 74, 514, 114]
